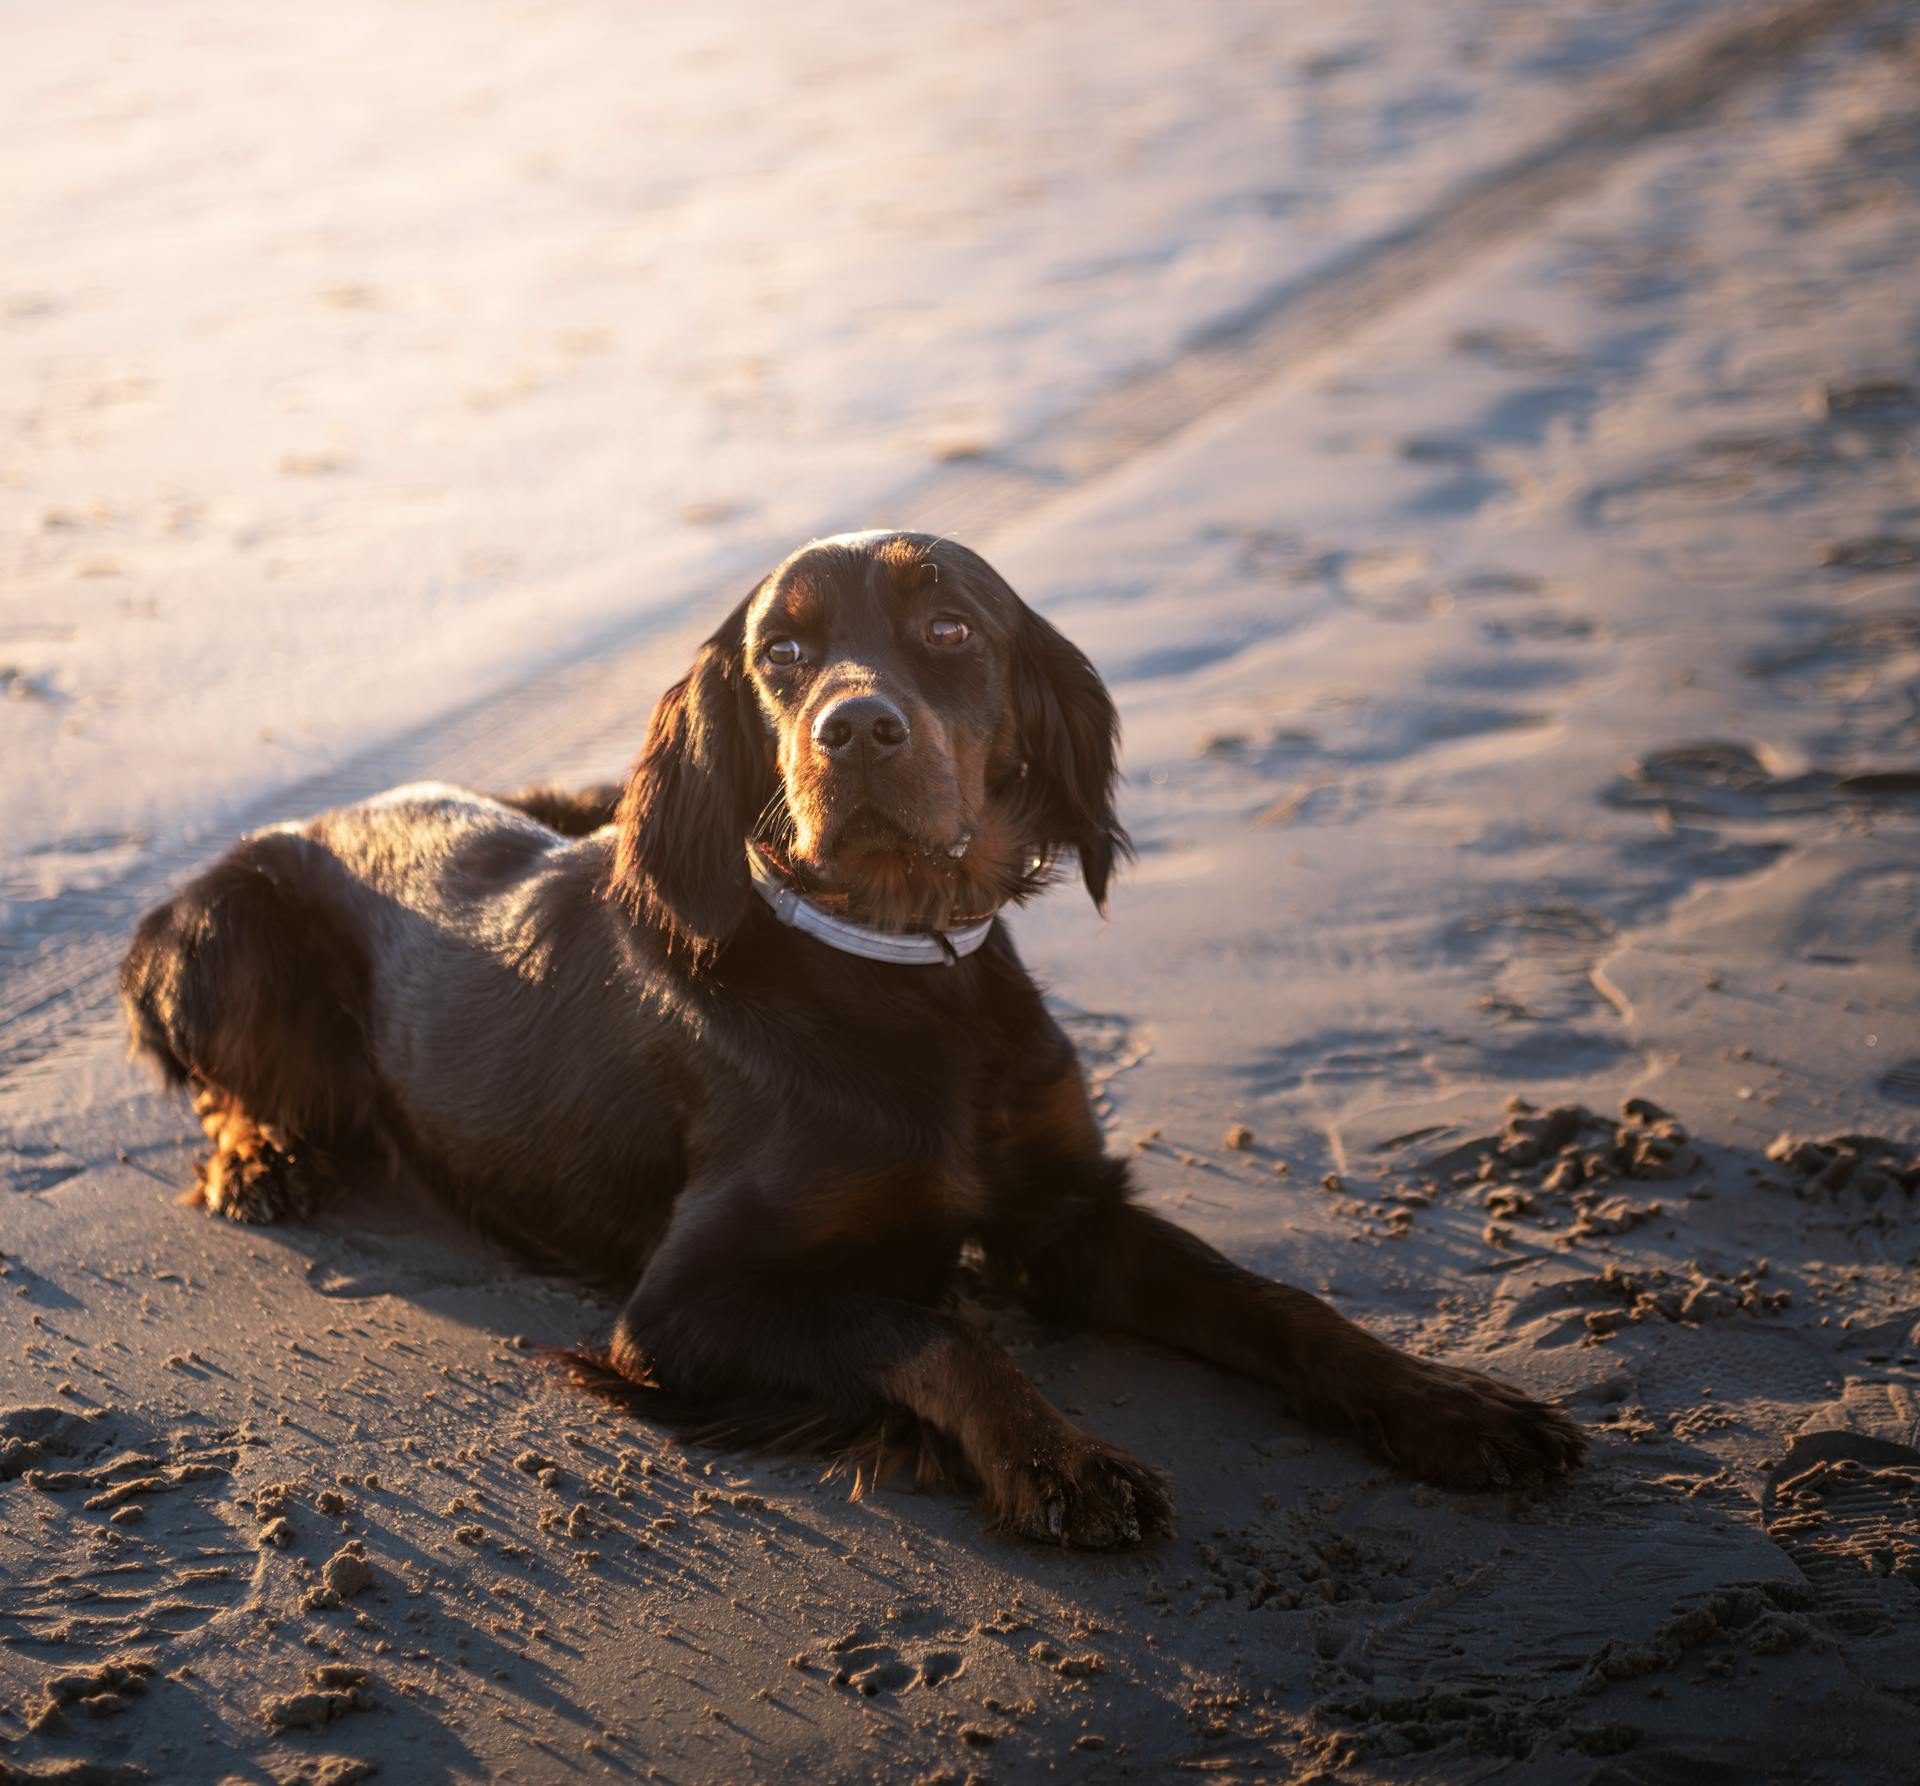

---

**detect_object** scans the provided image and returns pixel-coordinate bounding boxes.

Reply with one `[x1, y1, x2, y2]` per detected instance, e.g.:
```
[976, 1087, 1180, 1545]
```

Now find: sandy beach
[3, 2, 1918, 1781]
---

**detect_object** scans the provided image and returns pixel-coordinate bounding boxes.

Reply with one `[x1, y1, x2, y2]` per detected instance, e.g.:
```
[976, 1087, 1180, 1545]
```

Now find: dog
[121, 529, 1583, 1545]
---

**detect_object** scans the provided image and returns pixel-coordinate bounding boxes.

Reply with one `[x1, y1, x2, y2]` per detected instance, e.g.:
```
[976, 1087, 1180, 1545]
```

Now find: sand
[3, 1, 1918, 1781]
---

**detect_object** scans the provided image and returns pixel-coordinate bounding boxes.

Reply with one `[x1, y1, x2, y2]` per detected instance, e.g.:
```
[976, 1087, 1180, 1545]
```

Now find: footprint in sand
[1604, 740, 1832, 820]
[1813, 377, 1920, 431]
[1244, 1027, 1432, 1095]
[1585, 427, 1862, 526]
[0, 1406, 257, 1653]
[1447, 902, 1614, 959]
[1246, 1023, 1633, 1098]
[1746, 608, 1920, 680]
[1443, 902, 1615, 1024]
[1395, 436, 1510, 517]
[1453, 570, 1547, 599]
[1764, 1432, 1920, 1650]
[1821, 536, 1920, 576]
[818, 1625, 967, 1698]
[1478, 610, 1598, 643]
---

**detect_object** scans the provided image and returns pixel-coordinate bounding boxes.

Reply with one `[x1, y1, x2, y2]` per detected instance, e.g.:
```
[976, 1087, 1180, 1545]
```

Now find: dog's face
[746, 533, 1024, 920]
[612, 531, 1125, 956]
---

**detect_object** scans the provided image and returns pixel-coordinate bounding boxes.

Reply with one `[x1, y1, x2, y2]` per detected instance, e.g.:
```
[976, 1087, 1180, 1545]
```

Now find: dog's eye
[763, 637, 802, 668]
[927, 616, 970, 649]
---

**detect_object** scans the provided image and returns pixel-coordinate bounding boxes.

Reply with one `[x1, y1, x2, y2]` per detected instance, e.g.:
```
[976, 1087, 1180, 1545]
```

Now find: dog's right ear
[609, 591, 774, 959]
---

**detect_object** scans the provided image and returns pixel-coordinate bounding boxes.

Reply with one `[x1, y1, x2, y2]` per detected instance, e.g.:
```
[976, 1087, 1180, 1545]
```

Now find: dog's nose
[812, 694, 910, 762]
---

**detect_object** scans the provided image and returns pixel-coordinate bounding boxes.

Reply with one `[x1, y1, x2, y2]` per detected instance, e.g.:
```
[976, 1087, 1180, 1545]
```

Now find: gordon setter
[121, 530, 1583, 1545]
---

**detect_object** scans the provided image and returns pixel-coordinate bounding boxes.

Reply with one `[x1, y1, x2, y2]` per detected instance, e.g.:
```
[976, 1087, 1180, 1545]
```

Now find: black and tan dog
[122, 530, 1583, 1545]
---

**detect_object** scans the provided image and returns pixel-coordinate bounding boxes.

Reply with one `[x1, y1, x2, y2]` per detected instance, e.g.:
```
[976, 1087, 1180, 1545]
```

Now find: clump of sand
[25, 1655, 155, 1733]
[1580, 1260, 1792, 1339]
[301, 1542, 375, 1612]
[1427, 1095, 1698, 1193]
[260, 1669, 370, 1731]
[0, 1407, 106, 1483]
[1414, 1097, 1698, 1245]
[1765, 1131, 1919, 1202]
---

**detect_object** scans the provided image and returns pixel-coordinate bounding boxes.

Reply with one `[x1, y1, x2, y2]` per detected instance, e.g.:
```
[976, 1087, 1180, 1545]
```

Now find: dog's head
[610, 531, 1126, 958]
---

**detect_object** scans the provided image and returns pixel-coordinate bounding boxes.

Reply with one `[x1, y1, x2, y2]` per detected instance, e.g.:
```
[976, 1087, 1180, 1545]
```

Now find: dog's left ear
[1012, 604, 1131, 911]
[609, 592, 774, 959]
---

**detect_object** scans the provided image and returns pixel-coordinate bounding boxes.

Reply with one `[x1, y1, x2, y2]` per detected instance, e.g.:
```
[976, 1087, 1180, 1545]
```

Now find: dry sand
[4, 2, 1919, 1782]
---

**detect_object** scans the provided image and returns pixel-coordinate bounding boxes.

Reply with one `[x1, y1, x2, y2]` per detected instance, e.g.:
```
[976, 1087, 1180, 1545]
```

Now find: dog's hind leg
[188, 1085, 341, 1224]
[122, 831, 375, 1224]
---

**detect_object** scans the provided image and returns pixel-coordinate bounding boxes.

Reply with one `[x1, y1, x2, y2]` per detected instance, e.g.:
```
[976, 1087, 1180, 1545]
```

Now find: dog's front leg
[983, 1054, 1584, 1490]
[1006, 1191, 1586, 1489]
[605, 1203, 1172, 1547]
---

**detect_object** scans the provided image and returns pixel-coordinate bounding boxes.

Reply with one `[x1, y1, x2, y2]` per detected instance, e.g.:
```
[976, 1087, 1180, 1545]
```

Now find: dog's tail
[491, 783, 622, 838]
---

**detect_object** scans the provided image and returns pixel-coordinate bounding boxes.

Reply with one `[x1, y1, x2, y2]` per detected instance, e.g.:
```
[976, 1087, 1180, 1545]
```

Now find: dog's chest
[795, 1150, 987, 1251]
[712, 953, 1015, 1238]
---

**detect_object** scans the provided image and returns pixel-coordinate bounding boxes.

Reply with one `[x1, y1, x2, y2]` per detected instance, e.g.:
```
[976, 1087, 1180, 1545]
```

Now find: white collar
[745, 845, 994, 966]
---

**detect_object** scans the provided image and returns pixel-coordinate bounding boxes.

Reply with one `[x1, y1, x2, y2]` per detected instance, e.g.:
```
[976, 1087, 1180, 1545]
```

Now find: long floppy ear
[1012, 604, 1131, 911]
[609, 592, 773, 957]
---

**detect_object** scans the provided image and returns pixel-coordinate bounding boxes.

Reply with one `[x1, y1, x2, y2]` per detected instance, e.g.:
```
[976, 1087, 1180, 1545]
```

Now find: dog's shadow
[165, 1136, 1331, 1538]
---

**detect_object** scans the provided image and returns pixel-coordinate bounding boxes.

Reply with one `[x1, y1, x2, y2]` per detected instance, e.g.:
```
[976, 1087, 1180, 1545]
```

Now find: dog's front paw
[1369, 1361, 1586, 1490]
[982, 1431, 1174, 1549]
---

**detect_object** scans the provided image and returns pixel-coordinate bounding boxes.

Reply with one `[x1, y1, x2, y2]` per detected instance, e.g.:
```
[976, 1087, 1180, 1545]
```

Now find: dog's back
[123, 783, 686, 1270]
